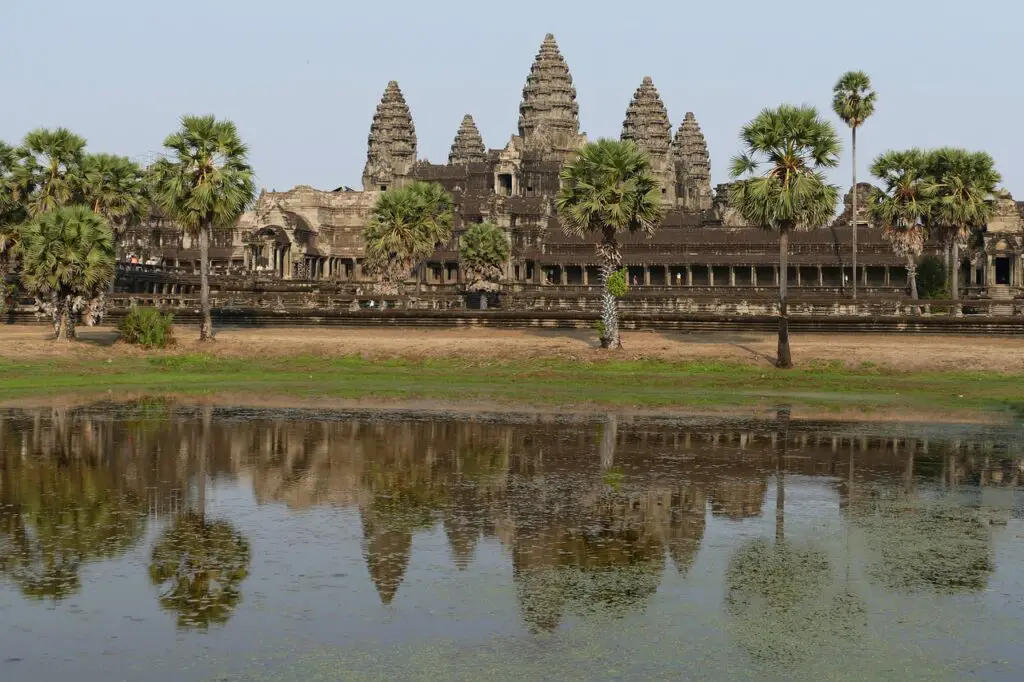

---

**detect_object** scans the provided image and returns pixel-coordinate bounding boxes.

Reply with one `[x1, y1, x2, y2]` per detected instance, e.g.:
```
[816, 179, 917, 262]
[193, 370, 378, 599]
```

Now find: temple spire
[673, 112, 713, 211]
[517, 33, 583, 158]
[448, 114, 487, 165]
[621, 76, 675, 203]
[362, 80, 417, 191]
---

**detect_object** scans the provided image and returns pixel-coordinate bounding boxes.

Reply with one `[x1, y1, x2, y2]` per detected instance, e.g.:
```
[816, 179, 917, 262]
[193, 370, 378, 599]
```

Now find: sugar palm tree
[832, 72, 877, 300]
[869, 149, 936, 309]
[0, 141, 24, 310]
[362, 181, 454, 294]
[924, 148, 1001, 307]
[729, 105, 841, 368]
[11, 128, 87, 217]
[82, 153, 149, 236]
[556, 139, 664, 348]
[18, 205, 115, 340]
[459, 221, 509, 293]
[151, 115, 254, 340]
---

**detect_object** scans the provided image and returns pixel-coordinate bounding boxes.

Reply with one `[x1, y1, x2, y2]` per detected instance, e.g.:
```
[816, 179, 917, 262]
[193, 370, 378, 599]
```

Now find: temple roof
[448, 114, 487, 165]
[517, 34, 581, 150]
[673, 112, 710, 180]
[363, 80, 417, 188]
[621, 76, 672, 159]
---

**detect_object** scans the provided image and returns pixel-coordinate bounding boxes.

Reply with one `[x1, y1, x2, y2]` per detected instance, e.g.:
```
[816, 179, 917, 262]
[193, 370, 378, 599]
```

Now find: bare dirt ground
[2, 324, 1022, 373]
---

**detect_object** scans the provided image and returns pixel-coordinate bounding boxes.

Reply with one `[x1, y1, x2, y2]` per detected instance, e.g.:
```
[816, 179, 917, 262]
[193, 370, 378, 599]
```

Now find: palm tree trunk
[599, 261, 619, 349]
[54, 295, 70, 342]
[851, 126, 858, 301]
[64, 296, 76, 340]
[907, 256, 919, 316]
[777, 229, 792, 368]
[950, 239, 961, 317]
[598, 233, 622, 349]
[199, 221, 213, 341]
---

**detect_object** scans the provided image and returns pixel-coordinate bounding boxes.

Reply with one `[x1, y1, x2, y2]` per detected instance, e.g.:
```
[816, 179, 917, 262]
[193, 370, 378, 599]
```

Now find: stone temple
[129, 33, 1024, 301]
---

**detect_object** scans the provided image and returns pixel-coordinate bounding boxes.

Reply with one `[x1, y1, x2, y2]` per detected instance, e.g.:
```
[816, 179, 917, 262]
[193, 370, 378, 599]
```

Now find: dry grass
[1, 324, 1022, 374]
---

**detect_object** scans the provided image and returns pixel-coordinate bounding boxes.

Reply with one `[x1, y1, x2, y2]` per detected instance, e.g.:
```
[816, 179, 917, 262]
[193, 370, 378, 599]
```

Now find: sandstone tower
[362, 81, 418, 191]
[517, 34, 585, 160]
[448, 114, 487, 165]
[621, 76, 676, 204]
[673, 112, 713, 211]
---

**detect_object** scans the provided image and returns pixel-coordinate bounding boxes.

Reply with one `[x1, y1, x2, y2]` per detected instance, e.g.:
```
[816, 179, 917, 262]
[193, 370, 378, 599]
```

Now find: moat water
[1, 403, 1023, 681]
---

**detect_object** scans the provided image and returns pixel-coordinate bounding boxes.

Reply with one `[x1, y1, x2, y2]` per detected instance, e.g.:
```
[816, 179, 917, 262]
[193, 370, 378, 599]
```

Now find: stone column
[774, 266, 779, 286]
[817, 265, 824, 287]
[686, 265, 693, 286]
[884, 266, 890, 286]
[560, 266, 568, 286]
[751, 266, 757, 286]
[643, 266, 650, 286]
[729, 267, 736, 287]
[708, 265, 714, 287]
[796, 267, 802, 287]
[582, 267, 589, 286]
[861, 265, 868, 287]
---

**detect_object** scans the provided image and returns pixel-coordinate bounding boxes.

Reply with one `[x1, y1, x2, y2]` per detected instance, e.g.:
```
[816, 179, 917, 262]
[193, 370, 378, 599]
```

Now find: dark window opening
[380, 185, 387, 191]
[995, 257, 1010, 285]
[497, 174, 513, 196]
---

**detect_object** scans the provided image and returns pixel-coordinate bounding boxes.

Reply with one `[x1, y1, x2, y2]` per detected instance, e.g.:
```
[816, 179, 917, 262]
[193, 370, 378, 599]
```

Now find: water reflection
[0, 404, 1021, 651]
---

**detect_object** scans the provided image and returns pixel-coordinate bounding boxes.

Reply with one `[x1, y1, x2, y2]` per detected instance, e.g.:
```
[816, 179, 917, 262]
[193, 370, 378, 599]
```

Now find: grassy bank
[0, 353, 1020, 418]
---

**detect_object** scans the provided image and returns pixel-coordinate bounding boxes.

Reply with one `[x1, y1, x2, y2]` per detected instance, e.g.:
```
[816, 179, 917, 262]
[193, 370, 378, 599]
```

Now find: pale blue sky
[3, 0, 1022, 196]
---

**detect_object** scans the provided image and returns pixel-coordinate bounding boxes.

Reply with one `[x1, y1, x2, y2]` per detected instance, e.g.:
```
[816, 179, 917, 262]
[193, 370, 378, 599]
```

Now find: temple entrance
[248, 226, 290, 277]
[995, 257, 1010, 285]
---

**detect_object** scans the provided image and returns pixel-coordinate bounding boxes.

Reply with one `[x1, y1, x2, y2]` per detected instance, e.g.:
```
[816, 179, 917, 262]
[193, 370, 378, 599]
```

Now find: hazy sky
[3, 0, 1022, 196]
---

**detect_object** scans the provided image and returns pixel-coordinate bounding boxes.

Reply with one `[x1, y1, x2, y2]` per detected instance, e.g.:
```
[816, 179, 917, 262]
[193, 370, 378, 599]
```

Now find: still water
[1, 403, 1023, 681]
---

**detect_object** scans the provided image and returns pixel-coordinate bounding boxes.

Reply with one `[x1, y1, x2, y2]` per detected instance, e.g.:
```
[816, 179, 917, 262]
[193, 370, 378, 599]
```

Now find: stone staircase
[990, 284, 1014, 316]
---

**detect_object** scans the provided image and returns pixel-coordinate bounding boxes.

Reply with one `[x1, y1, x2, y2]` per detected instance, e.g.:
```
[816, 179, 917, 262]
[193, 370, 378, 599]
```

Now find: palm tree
[18, 205, 115, 340]
[832, 72, 877, 300]
[459, 221, 509, 293]
[151, 115, 254, 341]
[924, 148, 1001, 307]
[11, 128, 87, 217]
[148, 405, 251, 629]
[869, 149, 936, 310]
[0, 141, 24, 312]
[729, 105, 841, 368]
[82, 153, 149, 236]
[362, 181, 454, 294]
[556, 139, 664, 348]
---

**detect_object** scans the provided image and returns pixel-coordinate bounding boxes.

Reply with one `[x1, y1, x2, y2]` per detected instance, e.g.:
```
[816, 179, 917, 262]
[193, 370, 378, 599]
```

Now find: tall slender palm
[832, 72, 877, 300]
[11, 128, 87, 217]
[362, 181, 454, 294]
[869, 149, 936, 309]
[556, 139, 664, 348]
[0, 141, 24, 306]
[82, 153, 149, 236]
[151, 115, 254, 340]
[729, 105, 841, 368]
[17, 205, 115, 340]
[924, 148, 1001, 306]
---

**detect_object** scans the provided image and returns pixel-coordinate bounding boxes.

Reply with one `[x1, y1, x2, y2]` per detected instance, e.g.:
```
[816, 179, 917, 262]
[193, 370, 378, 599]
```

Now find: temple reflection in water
[0, 404, 1020, 634]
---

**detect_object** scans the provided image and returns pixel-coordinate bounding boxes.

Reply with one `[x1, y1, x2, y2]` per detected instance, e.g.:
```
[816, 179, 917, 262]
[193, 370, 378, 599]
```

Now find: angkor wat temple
[117, 34, 1023, 321]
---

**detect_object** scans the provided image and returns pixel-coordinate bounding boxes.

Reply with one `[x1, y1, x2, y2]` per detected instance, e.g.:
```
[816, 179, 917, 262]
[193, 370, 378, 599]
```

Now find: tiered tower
[448, 114, 487, 165]
[673, 112, 713, 211]
[362, 81, 418, 191]
[621, 76, 676, 203]
[517, 34, 585, 159]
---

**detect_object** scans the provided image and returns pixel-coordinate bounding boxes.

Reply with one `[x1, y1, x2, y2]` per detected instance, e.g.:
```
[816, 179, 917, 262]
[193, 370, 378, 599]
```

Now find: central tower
[517, 34, 586, 160]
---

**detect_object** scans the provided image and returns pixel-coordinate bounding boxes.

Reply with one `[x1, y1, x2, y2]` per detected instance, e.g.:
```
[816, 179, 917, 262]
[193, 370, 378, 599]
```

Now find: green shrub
[916, 255, 948, 299]
[119, 306, 175, 348]
[606, 267, 629, 298]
